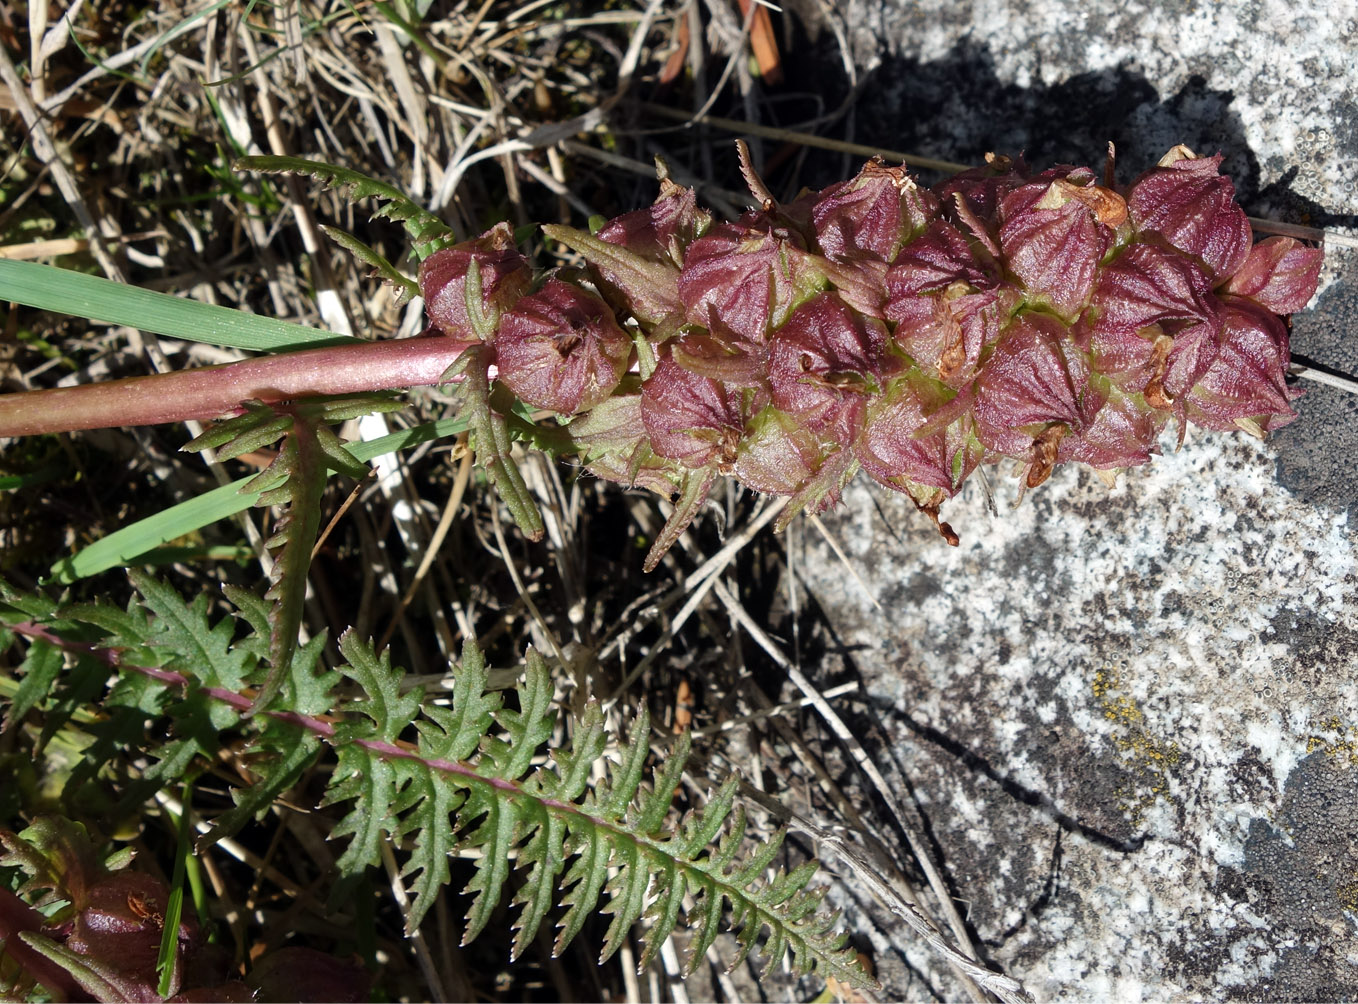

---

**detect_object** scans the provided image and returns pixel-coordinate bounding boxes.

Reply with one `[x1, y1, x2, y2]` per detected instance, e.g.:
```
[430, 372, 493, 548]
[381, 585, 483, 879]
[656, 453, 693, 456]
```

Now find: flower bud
[854, 371, 983, 498]
[596, 179, 713, 269]
[733, 405, 829, 497]
[494, 278, 632, 414]
[1084, 242, 1220, 395]
[972, 314, 1096, 461]
[418, 223, 530, 341]
[1061, 377, 1165, 469]
[934, 155, 1025, 231]
[885, 220, 993, 319]
[641, 355, 749, 471]
[1126, 150, 1252, 281]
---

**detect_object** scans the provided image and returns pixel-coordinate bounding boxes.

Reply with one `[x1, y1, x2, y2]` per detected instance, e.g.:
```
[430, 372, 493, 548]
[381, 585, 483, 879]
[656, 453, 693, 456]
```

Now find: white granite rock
[781, 2, 1358, 998]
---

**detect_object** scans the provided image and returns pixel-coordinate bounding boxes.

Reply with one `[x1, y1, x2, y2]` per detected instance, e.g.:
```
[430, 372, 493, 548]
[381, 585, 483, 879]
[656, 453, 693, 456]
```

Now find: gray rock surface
[785, 1, 1357, 999]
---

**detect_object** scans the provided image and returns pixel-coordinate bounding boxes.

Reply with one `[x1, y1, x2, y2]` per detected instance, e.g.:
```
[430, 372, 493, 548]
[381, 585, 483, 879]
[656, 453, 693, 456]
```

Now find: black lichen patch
[1266, 605, 1358, 669]
[1233, 751, 1358, 1000]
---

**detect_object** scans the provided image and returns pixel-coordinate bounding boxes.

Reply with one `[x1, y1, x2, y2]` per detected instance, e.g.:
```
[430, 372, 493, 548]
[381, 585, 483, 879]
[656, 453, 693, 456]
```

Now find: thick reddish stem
[0, 336, 474, 437]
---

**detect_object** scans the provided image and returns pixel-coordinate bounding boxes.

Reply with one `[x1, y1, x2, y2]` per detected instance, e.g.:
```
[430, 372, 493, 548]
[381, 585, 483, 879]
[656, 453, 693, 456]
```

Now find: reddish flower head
[1221, 236, 1324, 313]
[998, 169, 1118, 321]
[641, 355, 749, 471]
[419, 223, 530, 341]
[811, 159, 938, 264]
[677, 219, 827, 340]
[1126, 149, 1253, 281]
[768, 292, 892, 444]
[1184, 297, 1300, 433]
[494, 279, 632, 414]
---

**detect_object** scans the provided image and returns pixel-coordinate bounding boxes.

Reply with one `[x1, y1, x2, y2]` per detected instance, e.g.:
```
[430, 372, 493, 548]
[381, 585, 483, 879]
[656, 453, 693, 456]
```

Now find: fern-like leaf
[3, 638, 62, 735]
[323, 631, 424, 875]
[195, 628, 331, 850]
[236, 156, 457, 260]
[453, 346, 545, 541]
[320, 225, 420, 303]
[0, 584, 874, 991]
[511, 701, 607, 960]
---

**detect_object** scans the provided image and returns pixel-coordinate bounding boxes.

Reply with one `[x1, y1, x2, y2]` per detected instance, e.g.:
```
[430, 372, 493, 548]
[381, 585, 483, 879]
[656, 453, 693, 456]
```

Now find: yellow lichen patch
[1304, 717, 1358, 767]
[1091, 664, 1182, 825]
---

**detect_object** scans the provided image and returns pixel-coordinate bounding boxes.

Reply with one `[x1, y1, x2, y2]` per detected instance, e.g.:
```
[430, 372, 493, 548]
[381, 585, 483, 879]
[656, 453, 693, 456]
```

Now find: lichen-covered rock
[798, 433, 1358, 1003]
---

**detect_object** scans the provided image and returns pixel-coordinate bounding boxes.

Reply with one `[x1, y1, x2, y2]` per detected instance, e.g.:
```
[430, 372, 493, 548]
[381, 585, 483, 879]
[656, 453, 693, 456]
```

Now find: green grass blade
[47, 479, 266, 585]
[0, 465, 64, 491]
[46, 415, 471, 583]
[156, 784, 193, 998]
[0, 260, 352, 351]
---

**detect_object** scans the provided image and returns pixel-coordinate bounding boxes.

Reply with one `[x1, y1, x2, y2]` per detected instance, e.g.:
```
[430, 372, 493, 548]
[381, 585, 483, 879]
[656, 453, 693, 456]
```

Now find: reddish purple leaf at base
[734, 406, 829, 496]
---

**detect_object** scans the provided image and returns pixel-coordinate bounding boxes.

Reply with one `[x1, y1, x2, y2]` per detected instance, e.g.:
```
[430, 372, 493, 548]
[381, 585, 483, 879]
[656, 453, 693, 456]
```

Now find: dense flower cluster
[419, 147, 1322, 567]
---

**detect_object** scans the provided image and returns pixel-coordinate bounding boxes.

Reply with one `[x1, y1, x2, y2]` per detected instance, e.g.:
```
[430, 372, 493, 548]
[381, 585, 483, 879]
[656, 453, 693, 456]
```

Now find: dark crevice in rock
[888, 709, 1149, 852]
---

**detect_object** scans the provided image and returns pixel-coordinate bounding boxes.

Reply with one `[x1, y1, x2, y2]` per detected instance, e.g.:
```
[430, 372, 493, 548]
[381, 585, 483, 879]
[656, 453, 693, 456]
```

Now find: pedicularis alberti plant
[0, 143, 1321, 1000]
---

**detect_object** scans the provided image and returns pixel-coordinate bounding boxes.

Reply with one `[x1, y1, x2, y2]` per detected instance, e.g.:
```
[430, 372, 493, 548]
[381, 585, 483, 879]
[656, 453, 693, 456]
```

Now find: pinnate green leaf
[236, 156, 456, 259]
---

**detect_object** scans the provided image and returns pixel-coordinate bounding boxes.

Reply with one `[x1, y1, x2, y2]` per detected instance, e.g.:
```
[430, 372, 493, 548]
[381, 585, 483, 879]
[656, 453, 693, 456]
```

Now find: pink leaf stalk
[0, 336, 473, 437]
